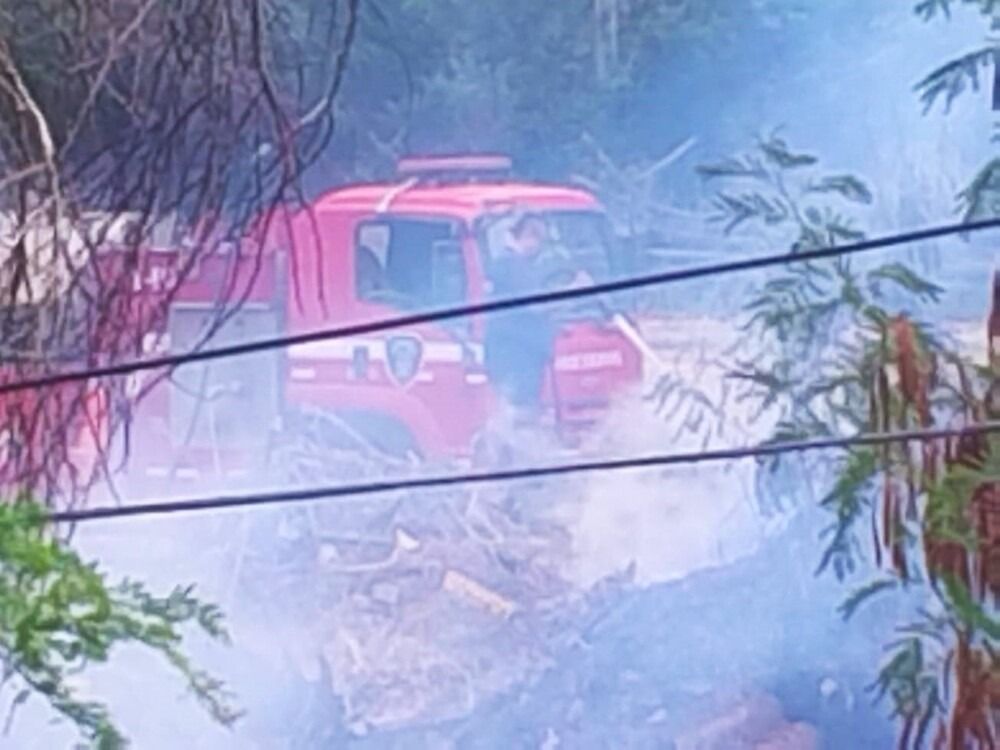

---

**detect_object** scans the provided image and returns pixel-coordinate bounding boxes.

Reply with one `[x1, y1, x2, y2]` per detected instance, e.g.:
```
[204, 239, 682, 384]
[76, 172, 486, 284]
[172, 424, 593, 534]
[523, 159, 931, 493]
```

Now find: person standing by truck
[483, 212, 591, 426]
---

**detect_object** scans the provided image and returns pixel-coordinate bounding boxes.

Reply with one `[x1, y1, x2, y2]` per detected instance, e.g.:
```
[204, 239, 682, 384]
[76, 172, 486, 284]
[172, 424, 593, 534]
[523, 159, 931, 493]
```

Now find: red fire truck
[121, 155, 644, 492]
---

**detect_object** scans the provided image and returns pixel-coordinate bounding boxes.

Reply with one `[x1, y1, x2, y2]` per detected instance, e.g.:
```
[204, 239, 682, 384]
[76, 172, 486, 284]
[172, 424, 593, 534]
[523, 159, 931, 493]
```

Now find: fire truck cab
[125, 155, 643, 489]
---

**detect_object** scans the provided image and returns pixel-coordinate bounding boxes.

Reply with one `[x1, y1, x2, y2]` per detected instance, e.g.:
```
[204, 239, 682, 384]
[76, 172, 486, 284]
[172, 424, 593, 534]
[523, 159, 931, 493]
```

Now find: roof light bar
[396, 154, 513, 181]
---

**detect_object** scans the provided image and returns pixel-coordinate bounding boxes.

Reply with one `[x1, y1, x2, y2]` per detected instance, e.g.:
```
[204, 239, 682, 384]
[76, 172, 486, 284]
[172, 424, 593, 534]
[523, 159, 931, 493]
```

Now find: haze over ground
[5, 3, 998, 747]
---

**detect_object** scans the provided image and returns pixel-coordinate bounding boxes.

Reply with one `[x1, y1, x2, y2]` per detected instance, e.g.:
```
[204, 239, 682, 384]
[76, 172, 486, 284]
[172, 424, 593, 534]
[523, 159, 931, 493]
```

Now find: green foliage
[817, 449, 879, 580]
[697, 141, 940, 576]
[697, 132, 870, 247]
[757, 136, 818, 170]
[700, 133, 946, 474]
[914, 47, 997, 115]
[701, 133, 1000, 742]
[838, 578, 898, 621]
[925, 465, 984, 550]
[915, 0, 1000, 23]
[706, 133, 981, 589]
[915, 1, 1000, 221]
[0, 498, 239, 748]
[870, 633, 945, 745]
[865, 263, 944, 304]
[807, 175, 875, 205]
[926, 433, 1000, 554]
[957, 157, 1000, 222]
[942, 574, 1000, 638]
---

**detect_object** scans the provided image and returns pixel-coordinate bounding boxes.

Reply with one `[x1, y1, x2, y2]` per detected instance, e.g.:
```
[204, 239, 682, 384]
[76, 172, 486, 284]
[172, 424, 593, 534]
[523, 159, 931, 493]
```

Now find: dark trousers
[485, 333, 551, 412]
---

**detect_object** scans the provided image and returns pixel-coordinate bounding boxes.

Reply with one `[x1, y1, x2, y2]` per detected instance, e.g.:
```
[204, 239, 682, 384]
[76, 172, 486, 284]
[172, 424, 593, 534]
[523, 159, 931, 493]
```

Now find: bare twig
[0, 0, 357, 508]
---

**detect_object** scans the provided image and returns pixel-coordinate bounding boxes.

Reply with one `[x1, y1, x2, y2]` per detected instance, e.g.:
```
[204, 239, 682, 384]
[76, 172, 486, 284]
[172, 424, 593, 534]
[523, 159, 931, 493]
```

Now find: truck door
[348, 216, 490, 453]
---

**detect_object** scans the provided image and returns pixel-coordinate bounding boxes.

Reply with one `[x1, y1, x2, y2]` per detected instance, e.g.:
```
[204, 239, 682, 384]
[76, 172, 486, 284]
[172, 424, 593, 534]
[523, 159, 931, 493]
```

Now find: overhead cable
[50, 421, 1000, 524]
[5, 216, 1000, 395]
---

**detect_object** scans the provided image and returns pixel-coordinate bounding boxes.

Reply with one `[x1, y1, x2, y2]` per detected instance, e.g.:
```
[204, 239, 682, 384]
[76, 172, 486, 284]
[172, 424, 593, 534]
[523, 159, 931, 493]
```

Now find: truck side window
[355, 224, 389, 300]
[354, 218, 464, 310]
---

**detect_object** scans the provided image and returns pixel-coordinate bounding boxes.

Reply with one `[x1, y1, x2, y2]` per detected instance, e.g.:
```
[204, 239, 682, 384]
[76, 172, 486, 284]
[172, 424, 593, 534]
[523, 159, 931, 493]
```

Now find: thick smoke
[6, 4, 997, 747]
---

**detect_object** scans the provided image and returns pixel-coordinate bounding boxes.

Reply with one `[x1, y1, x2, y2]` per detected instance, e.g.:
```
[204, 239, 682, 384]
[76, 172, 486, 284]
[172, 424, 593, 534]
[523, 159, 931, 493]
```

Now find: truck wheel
[329, 409, 422, 466]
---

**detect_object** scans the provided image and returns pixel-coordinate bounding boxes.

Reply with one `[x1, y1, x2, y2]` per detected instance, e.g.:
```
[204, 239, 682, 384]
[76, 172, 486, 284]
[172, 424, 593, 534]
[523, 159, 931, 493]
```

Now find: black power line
[50, 421, 1000, 524]
[5, 216, 1000, 395]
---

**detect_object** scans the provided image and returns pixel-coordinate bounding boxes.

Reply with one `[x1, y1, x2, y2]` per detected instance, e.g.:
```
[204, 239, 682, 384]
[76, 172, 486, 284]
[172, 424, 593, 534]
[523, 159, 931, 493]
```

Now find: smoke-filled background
[4, 2, 1000, 748]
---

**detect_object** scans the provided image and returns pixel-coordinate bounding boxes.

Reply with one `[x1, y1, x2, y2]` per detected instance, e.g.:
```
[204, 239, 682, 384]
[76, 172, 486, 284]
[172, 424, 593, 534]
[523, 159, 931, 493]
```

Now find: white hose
[611, 313, 667, 378]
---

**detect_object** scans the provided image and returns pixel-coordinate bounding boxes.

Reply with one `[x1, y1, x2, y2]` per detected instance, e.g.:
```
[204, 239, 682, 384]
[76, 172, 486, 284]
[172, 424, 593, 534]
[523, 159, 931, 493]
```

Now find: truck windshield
[354, 217, 465, 312]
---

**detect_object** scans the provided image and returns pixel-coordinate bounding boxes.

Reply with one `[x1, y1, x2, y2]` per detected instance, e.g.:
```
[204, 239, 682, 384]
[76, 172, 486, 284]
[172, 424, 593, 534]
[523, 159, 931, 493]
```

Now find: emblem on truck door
[386, 335, 423, 386]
